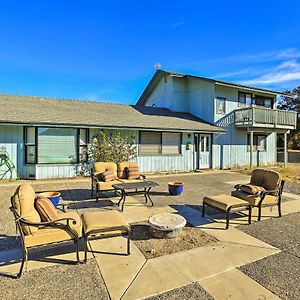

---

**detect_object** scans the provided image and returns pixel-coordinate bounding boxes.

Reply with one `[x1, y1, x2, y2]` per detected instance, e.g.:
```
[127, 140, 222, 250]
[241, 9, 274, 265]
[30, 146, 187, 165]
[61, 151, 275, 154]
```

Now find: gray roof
[0, 94, 223, 132]
[137, 70, 286, 105]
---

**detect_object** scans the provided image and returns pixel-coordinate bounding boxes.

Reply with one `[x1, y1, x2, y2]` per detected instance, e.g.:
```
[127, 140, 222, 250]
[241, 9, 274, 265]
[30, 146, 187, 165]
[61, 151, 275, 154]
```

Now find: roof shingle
[0, 94, 223, 132]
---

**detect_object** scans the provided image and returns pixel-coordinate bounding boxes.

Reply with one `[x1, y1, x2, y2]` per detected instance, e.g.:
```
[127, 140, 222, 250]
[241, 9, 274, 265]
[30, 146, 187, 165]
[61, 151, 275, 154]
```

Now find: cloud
[239, 60, 300, 85]
[170, 21, 185, 28]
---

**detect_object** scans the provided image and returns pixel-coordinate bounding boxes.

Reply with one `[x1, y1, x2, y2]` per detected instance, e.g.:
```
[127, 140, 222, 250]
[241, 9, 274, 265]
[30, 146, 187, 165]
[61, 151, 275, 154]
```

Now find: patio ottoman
[202, 194, 252, 229]
[81, 210, 131, 262]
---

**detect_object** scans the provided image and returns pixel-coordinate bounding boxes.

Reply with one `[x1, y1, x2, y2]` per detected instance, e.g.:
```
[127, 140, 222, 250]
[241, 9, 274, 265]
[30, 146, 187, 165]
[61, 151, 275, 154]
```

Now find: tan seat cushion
[94, 162, 118, 179]
[231, 190, 277, 206]
[97, 179, 123, 191]
[12, 184, 41, 235]
[203, 194, 250, 211]
[24, 212, 82, 247]
[82, 211, 129, 235]
[117, 162, 139, 179]
[35, 196, 59, 221]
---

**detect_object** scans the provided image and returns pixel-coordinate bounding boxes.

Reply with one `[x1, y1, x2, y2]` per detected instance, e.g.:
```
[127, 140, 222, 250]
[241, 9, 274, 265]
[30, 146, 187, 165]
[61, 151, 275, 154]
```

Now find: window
[139, 131, 181, 155]
[24, 127, 37, 164]
[254, 97, 273, 108]
[38, 128, 77, 163]
[247, 134, 267, 151]
[162, 132, 181, 154]
[79, 129, 89, 162]
[216, 97, 226, 114]
[238, 92, 253, 107]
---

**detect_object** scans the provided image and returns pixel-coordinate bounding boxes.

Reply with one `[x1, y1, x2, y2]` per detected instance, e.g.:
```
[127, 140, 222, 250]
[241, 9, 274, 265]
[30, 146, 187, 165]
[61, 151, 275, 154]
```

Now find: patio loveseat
[91, 161, 145, 201]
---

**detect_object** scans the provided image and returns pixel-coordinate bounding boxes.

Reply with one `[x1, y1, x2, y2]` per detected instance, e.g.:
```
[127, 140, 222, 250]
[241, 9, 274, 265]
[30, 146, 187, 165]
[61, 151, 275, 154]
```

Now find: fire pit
[148, 213, 187, 238]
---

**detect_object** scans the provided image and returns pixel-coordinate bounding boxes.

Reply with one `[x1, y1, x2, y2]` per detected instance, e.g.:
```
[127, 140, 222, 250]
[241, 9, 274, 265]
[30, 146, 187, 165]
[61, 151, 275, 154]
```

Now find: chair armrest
[56, 203, 69, 212]
[261, 189, 278, 196]
[234, 184, 243, 189]
[18, 216, 78, 227]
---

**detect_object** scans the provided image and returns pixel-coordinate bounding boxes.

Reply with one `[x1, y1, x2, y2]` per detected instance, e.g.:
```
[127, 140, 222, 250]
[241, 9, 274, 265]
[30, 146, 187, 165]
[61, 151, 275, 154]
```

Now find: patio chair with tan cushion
[90, 162, 123, 201]
[231, 169, 285, 221]
[10, 184, 82, 278]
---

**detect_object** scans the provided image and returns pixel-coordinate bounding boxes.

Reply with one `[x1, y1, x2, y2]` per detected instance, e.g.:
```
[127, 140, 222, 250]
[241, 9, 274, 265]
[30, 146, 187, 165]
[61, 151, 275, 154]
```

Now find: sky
[0, 0, 299, 104]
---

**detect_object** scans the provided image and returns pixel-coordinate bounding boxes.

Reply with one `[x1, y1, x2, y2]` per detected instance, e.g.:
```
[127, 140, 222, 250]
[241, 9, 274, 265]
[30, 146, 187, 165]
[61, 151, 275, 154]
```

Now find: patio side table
[112, 181, 159, 211]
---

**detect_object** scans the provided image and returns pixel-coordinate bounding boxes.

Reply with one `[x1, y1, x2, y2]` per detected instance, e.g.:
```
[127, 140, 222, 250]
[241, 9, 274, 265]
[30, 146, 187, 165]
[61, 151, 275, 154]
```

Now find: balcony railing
[234, 106, 297, 129]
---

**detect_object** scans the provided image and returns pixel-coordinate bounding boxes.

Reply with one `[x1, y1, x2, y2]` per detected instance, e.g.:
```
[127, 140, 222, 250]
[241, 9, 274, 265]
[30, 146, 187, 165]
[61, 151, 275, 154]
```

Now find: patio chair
[10, 183, 82, 278]
[231, 169, 285, 221]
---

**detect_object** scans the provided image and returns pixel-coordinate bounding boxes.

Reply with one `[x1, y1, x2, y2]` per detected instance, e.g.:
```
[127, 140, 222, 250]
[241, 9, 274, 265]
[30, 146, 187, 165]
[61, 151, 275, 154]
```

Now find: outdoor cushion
[250, 169, 281, 192]
[126, 166, 140, 180]
[94, 162, 117, 179]
[250, 169, 265, 186]
[35, 196, 58, 222]
[96, 179, 123, 191]
[203, 194, 249, 211]
[12, 184, 41, 235]
[231, 190, 277, 206]
[239, 184, 265, 195]
[101, 170, 116, 182]
[262, 170, 281, 191]
[117, 161, 139, 179]
[82, 210, 129, 235]
[24, 212, 82, 247]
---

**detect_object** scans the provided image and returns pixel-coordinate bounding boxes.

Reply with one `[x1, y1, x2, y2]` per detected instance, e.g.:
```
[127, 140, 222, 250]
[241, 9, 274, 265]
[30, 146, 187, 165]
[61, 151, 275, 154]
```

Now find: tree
[277, 86, 300, 149]
[89, 130, 136, 164]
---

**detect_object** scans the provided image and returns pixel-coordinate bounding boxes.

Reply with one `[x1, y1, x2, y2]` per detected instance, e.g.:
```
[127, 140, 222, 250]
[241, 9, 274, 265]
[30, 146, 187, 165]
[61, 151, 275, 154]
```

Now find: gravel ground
[131, 223, 218, 259]
[238, 212, 300, 300]
[145, 282, 214, 300]
[0, 260, 109, 300]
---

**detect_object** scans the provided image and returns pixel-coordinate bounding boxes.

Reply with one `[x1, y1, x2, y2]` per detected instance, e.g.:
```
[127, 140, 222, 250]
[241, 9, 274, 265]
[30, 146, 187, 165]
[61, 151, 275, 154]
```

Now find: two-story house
[137, 70, 297, 170]
[0, 70, 297, 180]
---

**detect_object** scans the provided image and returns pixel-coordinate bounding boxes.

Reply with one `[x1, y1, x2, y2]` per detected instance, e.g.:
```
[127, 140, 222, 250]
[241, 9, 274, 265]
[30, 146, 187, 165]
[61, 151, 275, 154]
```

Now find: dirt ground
[130, 223, 218, 259]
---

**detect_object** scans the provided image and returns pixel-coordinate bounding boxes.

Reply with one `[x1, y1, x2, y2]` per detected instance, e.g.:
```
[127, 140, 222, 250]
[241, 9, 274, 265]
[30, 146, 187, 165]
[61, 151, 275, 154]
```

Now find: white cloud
[170, 21, 185, 28]
[240, 60, 300, 85]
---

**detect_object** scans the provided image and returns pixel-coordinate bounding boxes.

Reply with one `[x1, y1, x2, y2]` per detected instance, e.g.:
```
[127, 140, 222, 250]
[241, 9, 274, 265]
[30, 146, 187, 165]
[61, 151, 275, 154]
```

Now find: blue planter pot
[38, 192, 61, 206]
[168, 182, 184, 196]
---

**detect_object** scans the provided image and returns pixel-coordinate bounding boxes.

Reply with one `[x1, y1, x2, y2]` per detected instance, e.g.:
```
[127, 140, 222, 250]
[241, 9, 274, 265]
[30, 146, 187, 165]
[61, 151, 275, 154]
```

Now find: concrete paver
[200, 268, 280, 300]
[90, 236, 146, 300]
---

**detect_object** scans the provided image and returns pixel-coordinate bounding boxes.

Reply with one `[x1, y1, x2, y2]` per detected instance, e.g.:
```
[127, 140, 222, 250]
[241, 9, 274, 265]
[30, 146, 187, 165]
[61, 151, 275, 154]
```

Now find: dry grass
[231, 165, 296, 181]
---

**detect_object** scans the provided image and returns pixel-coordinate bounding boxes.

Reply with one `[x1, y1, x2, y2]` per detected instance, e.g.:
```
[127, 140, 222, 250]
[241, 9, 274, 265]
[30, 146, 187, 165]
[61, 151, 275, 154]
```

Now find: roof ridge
[0, 93, 132, 107]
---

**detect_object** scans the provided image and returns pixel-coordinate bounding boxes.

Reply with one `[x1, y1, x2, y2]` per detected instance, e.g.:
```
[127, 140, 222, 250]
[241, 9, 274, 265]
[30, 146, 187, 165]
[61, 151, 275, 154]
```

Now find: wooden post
[284, 131, 288, 168]
[250, 130, 253, 169]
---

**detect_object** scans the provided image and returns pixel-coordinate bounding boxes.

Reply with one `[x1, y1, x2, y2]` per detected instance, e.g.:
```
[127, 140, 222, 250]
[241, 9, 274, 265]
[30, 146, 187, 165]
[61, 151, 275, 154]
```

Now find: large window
[139, 131, 181, 155]
[38, 128, 78, 163]
[247, 134, 267, 152]
[238, 92, 253, 107]
[24, 127, 89, 164]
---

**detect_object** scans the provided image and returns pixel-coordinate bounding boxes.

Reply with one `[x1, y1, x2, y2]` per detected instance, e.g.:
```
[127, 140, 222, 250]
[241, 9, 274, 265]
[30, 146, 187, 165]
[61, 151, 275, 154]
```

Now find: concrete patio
[0, 170, 299, 300]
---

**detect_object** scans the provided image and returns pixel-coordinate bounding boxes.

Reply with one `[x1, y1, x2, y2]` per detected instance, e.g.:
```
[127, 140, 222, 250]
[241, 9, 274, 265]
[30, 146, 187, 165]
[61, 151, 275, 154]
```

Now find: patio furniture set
[8, 165, 284, 278]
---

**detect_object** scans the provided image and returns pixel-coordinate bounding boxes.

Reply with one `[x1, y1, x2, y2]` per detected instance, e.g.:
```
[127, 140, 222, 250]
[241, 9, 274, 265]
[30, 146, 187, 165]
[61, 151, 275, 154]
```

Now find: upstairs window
[254, 97, 273, 108]
[238, 92, 253, 107]
[216, 97, 226, 114]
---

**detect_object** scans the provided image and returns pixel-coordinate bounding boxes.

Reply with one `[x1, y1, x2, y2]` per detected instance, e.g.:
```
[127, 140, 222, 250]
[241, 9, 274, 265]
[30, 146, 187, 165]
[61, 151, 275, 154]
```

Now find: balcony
[234, 106, 297, 130]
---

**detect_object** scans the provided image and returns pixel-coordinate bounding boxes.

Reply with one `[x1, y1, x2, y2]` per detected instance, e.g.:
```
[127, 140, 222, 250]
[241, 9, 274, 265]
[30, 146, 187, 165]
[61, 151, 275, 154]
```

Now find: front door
[199, 134, 211, 169]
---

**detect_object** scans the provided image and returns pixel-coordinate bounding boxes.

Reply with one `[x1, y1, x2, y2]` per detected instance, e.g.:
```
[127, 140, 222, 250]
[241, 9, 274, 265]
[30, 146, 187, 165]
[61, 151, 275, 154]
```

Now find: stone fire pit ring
[148, 213, 187, 238]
